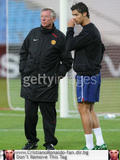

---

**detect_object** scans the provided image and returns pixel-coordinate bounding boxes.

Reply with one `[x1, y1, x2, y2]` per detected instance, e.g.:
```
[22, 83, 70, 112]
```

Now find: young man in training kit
[66, 2, 107, 150]
[19, 8, 72, 150]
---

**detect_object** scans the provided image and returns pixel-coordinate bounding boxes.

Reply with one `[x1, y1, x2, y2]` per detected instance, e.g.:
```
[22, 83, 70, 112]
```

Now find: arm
[66, 27, 92, 51]
[19, 32, 31, 74]
[102, 42, 105, 53]
[57, 34, 73, 77]
[66, 18, 93, 51]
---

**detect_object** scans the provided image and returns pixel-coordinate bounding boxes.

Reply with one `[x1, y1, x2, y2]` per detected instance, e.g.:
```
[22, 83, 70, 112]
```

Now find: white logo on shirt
[33, 39, 39, 41]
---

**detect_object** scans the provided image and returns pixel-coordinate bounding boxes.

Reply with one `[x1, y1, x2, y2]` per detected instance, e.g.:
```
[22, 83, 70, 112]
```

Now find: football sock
[92, 128, 104, 146]
[85, 134, 94, 149]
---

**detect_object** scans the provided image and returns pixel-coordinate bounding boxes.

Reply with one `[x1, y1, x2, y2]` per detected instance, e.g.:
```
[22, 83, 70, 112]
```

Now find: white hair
[41, 8, 56, 19]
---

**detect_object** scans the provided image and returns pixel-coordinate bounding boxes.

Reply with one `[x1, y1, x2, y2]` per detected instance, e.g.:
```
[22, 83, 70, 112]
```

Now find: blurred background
[0, 0, 120, 116]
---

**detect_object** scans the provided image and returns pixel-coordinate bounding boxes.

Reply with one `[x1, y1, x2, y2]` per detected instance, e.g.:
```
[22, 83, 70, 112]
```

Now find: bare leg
[78, 102, 93, 134]
[90, 104, 100, 129]
[78, 102, 94, 149]
[90, 104, 105, 146]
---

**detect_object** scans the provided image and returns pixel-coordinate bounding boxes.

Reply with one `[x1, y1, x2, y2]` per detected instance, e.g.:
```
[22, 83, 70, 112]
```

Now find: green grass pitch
[0, 78, 120, 149]
[0, 110, 120, 150]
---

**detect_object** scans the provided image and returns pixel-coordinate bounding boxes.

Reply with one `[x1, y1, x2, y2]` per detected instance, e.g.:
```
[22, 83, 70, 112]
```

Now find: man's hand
[68, 19, 75, 28]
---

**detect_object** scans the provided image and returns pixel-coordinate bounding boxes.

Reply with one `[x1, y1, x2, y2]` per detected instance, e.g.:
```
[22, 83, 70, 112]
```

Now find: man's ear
[83, 12, 87, 17]
[52, 18, 56, 23]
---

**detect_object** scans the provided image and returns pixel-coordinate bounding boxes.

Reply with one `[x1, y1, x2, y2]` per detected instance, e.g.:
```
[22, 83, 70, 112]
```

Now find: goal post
[59, 0, 69, 118]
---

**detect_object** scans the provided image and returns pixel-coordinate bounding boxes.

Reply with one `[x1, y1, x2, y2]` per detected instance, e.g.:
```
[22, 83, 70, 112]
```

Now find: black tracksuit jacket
[66, 23, 105, 76]
[19, 25, 73, 102]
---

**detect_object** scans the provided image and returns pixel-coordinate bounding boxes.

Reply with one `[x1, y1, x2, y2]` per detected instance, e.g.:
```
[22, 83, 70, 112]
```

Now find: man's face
[5, 150, 14, 160]
[72, 9, 86, 25]
[109, 150, 119, 160]
[41, 10, 55, 29]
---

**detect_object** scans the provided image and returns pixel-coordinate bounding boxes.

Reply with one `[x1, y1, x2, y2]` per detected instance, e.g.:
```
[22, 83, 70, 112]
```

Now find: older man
[19, 8, 72, 150]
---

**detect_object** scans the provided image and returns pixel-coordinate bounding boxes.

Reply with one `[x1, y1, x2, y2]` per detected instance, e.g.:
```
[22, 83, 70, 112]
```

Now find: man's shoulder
[83, 23, 98, 31]
[26, 27, 40, 37]
[83, 23, 101, 38]
[31, 27, 40, 33]
[54, 29, 65, 39]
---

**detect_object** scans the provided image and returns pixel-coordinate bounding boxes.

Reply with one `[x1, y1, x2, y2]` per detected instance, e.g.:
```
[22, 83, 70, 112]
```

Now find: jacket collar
[40, 24, 56, 34]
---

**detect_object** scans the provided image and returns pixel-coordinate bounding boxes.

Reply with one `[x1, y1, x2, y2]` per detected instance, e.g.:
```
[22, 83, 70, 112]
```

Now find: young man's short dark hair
[71, 2, 90, 18]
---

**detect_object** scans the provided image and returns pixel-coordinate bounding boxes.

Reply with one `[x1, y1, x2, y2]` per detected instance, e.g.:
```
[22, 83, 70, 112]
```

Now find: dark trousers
[24, 99, 58, 146]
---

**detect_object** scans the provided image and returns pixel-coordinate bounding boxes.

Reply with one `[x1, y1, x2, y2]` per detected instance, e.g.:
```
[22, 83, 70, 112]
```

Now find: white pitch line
[0, 113, 120, 120]
[0, 129, 120, 132]
[0, 113, 25, 117]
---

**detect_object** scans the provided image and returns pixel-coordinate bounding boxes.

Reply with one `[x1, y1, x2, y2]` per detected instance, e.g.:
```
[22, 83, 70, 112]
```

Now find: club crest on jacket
[51, 40, 56, 45]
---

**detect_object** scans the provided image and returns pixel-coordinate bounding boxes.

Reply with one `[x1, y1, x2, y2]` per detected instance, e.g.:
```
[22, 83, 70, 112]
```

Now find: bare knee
[78, 103, 91, 115]
[90, 103, 94, 112]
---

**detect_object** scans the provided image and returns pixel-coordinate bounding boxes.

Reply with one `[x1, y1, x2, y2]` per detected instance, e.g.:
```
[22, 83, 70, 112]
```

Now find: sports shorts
[76, 72, 101, 103]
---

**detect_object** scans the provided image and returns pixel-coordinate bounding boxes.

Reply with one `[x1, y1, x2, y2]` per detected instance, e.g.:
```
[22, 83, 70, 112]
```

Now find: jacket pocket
[23, 59, 35, 75]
